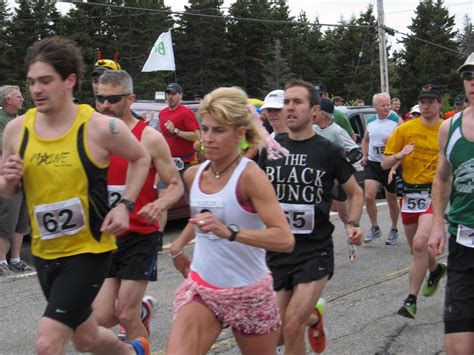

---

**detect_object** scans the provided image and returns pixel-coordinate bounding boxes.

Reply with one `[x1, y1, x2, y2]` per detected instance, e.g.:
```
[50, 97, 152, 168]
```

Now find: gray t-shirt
[313, 122, 358, 153]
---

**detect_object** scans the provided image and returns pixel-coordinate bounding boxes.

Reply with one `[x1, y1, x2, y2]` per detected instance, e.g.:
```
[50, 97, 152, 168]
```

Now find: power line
[385, 26, 466, 55]
[55, 1, 376, 29]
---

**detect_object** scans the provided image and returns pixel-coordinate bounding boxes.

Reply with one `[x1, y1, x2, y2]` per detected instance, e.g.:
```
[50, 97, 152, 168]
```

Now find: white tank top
[367, 112, 399, 162]
[190, 157, 268, 288]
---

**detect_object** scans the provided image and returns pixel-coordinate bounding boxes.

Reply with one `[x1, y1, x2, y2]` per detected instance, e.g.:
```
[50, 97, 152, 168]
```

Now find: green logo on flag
[154, 41, 166, 55]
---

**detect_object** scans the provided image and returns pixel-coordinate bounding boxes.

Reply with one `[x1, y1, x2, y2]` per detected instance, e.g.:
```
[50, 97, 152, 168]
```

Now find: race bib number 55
[280, 203, 314, 234]
[34, 197, 86, 240]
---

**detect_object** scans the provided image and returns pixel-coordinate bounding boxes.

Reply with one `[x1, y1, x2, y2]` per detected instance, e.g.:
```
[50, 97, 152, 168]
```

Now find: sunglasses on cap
[95, 94, 129, 104]
[460, 71, 474, 81]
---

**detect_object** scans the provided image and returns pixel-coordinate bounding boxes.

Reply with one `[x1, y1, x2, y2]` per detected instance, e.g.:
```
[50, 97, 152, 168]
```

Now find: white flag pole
[142, 30, 176, 72]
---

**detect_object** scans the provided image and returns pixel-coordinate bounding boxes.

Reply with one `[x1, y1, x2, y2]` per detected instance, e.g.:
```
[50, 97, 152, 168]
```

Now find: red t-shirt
[159, 105, 200, 162]
[107, 120, 159, 236]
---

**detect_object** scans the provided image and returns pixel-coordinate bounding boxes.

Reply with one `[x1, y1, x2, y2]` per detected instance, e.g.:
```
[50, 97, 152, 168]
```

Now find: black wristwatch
[346, 220, 360, 228]
[227, 224, 240, 242]
[119, 199, 135, 213]
[172, 128, 180, 135]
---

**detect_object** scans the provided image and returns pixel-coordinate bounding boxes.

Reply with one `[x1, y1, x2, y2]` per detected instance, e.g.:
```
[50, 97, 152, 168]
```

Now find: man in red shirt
[158, 83, 200, 230]
[159, 83, 201, 166]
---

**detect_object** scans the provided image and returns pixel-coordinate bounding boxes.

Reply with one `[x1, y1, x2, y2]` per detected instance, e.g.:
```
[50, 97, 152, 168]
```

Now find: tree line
[0, 0, 472, 112]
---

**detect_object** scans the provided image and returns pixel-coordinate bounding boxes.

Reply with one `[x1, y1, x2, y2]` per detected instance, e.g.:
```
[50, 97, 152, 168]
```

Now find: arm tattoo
[109, 118, 119, 135]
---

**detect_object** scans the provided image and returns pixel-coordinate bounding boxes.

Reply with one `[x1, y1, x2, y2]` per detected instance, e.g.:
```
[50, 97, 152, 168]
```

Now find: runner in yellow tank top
[0, 37, 151, 354]
[382, 84, 447, 321]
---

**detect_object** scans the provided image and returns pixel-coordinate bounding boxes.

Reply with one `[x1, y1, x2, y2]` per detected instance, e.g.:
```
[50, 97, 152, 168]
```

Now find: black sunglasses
[95, 94, 129, 104]
[460, 71, 474, 81]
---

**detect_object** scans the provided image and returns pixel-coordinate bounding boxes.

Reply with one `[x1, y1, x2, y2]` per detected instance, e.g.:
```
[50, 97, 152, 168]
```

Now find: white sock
[276, 345, 285, 354]
[10, 258, 20, 264]
[0, 260, 7, 265]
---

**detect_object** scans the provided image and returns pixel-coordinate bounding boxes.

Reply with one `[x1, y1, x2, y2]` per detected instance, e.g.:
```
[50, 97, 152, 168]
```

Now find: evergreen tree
[0, 0, 12, 85]
[227, 0, 275, 98]
[287, 12, 326, 84]
[458, 15, 474, 55]
[394, 0, 460, 107]
[173, 0, 229, 98]
[261, 38, 291, 94]
[8, 0, 36, 84]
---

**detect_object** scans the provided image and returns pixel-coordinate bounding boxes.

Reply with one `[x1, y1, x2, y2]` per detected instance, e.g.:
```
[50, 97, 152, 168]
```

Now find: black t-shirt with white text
[259, 134, 355, 265]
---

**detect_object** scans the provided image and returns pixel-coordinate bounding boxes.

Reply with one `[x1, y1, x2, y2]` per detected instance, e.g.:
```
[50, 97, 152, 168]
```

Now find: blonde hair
[198, 87, 262, 148]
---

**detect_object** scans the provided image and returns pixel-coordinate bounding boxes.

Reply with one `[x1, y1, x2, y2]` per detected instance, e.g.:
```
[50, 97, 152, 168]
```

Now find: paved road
[0, 203, 448, 354]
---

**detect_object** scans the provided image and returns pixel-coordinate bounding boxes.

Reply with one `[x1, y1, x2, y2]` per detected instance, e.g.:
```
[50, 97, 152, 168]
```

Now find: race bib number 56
[401, 193, 431, 213]
[280, 203, 314, 234]
[34, 197, 86, 240]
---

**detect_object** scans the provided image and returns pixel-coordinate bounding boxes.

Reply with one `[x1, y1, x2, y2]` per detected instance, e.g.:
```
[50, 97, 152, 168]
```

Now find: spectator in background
[444, 93, 467, 119]
[158, 82, 200, 232]
[356, 99, 365, 106]
[0, 85, 32, 276]
[391, 97, 403, 118]
[314, 83, 356, 141]
[193, 89, 205, 102]
[333, 96, 344, 107]
[404, 105, 421, 122]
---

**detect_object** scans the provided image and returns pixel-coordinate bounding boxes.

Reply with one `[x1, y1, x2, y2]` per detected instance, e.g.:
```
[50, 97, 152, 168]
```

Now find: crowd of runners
[0, 36, 473, 355]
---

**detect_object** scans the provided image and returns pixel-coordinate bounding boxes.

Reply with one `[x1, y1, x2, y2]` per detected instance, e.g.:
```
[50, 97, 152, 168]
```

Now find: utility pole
[377, 0, 389, 94]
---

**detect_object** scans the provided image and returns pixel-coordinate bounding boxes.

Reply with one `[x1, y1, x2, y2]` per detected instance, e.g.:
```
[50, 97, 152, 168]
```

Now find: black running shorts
[444, 236, 474, 333]
[364, 160, 396, 193]
[34, 252, 111, 330]
[107, 231, 160, 281]
[270, 248, 334, 291]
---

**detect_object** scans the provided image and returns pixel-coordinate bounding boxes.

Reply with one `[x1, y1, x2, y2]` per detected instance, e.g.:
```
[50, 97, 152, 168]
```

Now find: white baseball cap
[410, 105, 420, 114]
[261, 90, 284, 110]
[457, 52, 474, 73]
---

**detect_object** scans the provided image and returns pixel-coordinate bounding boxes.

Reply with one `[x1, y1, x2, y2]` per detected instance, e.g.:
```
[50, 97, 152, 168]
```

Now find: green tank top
[445, 112, 474, 234]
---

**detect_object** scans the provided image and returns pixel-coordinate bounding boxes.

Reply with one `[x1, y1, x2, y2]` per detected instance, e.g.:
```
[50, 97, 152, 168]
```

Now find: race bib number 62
[34, 197, 86, 240]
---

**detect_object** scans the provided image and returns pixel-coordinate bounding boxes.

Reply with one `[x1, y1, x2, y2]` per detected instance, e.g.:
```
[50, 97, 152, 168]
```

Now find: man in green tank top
[429, 52, 474, 354]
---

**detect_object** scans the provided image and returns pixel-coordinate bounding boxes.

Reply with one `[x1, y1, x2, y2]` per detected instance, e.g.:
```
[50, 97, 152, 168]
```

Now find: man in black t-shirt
[259, 79, 364, 354]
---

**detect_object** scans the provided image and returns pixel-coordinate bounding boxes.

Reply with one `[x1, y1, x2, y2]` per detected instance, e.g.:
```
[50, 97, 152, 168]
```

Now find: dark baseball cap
[314, 83, 327, 93]
[417, 84, 442, 100]
[165, 83, 182, 94]
[320, 98, 334, 114]
[193, 89, 205, 100]
[454, 93, 467, 104]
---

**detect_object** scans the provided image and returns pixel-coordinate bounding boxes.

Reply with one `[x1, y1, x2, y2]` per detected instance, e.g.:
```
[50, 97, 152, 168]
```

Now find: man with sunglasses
[429, 53, 474, 354]
[93, 70, 183, 342]
[382, 84, 446, 320]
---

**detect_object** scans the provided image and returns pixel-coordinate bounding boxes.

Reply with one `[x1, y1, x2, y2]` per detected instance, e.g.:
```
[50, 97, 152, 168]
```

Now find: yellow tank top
[18, 104, 116, 259]
[384, 117, 442, 185]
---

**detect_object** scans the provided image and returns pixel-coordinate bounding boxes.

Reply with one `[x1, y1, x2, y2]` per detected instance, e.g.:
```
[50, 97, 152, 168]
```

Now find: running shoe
[397, 299, 416, 319]
[385, 229, 398, 245]
[129, 336, 150, 355]
[307, 298, 327, 353]
[142, 295, 157, 337]
[364, 226, 381, 243]
[0, 263, 10, 276]
[117, 325, 127, 342]
[422, 263, 447, 297]
[9, 260, 33, 272]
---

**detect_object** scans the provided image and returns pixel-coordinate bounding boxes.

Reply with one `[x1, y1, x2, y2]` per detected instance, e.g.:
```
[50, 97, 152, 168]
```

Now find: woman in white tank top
[167, 87, 293, 355]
